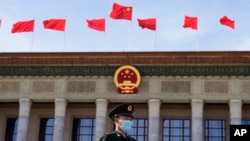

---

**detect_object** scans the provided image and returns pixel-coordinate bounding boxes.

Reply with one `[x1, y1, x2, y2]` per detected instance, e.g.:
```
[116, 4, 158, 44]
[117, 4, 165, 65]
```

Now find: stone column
[95, 99, 108, 141]
[16, 98, 32, 141]
[53, 98, 67, 141]
[191, 99, 204, 141]
[148, 99, 161, 141]
[229, 99, 242, 125]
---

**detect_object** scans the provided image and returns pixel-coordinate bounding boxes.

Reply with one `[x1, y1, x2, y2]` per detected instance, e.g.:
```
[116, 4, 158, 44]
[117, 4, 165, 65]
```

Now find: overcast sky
[0, 0, 249, 52]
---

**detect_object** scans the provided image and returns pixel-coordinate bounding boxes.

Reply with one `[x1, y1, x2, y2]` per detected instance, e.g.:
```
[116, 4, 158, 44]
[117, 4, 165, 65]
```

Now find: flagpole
[127, 20, 132, 51]
[31, 30, 35, 52]
[30, 19, 35, 52]
[0, 17, 2, 35]
[127, 2, 133, 52]
[154, 0, 158, 51]
[63, 17, 66, 52]
[0, 17, 2, 31]
[195, 30, 199, 51]
[63, 31, 66, 52]
[233, 29, 236, 50]
[232, 17, 236, 50]
[194, 14, 199, 51]
[154, 29, 157, 51]
[104, 16, 108, 49]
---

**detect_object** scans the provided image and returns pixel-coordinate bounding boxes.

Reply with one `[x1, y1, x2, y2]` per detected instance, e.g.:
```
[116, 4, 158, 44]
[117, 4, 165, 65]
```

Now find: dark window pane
[164, 120, 170, 126]
[39, 118, 54, 141]
[127, 118, 148, 141]
[164, 128, 169, 135]
[184, 137, 190, 141]
[45, 135, 53, 141]
[45, 127, 53, 134]
[137, 136, 144, 141]
[184, 120, 189, 127]
[205, 119, 226, 141]
[242, 120, 250, 125]
[141, 127, 147, 135]
[171, 137, 181, 141]
[162, 119, 191, 141]
[72, 118, 95, 141]
[5, 118, 18, 141]
[138, 120, 144, 127]
[184, 128, 190, 136]
[171, 120, 181, 127]
[47, 119, 54, 126]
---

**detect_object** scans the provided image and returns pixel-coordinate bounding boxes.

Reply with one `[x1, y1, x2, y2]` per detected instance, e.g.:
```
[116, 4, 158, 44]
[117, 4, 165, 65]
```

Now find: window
[205, 119, 226, 141]
[71, 118, 95, 141]
[128, 118, 148, 141]
[162, 119, 190, 141]
[5, 118, 18, 141]
[38, 118, 54, 141]
[242, 120, 250, 125]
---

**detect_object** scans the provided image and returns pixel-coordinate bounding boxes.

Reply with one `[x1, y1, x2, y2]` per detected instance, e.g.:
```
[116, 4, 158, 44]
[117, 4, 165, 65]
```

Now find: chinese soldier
[99, 103, 136, 141]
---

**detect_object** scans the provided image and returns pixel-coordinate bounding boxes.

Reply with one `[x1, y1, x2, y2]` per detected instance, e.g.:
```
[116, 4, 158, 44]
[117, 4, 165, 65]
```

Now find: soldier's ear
[113, 116, 119, 123]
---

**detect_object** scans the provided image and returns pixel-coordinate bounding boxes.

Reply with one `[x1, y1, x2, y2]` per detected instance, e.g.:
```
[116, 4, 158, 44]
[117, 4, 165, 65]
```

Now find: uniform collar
[115, 130, 127, 138]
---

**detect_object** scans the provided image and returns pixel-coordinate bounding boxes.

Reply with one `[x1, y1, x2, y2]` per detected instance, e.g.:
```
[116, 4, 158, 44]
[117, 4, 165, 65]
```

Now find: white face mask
[120, 120, 133, 133]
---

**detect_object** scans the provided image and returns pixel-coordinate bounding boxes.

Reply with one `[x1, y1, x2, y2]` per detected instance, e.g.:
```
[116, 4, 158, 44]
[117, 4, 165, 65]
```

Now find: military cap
[109, 103, 134, 119]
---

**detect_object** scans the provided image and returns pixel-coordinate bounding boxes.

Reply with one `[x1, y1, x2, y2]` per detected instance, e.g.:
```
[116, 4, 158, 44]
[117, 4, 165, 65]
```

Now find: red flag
[110, 3, 132, 20]
[43, 19, 66, 31]
[137, 18, 156, 31]
[86, 18, 105, 32]
[183, 16, 198, 30]
[220, 16, 235, 29]
[11, 20, 35, 33]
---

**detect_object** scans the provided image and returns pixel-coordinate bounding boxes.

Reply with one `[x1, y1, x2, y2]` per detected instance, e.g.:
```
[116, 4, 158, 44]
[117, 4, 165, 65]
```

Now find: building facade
[0, 52, 250, 141]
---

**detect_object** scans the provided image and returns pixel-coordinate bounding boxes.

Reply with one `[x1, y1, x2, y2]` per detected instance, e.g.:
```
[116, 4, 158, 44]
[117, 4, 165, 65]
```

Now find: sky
[0, 0, 250, 52]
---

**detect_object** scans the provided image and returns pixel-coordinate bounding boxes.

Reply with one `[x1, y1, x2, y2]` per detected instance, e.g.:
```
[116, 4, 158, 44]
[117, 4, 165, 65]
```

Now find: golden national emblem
[114, 65, 141, 94]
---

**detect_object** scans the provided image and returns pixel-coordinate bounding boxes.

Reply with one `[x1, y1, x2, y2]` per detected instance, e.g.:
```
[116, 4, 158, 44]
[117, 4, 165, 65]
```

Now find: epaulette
[104, 131, 116, 135]
[99, 132, 117, 141]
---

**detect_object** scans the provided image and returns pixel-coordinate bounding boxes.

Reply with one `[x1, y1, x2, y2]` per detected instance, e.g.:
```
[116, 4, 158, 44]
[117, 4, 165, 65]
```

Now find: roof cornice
[1, 51, 250, 65]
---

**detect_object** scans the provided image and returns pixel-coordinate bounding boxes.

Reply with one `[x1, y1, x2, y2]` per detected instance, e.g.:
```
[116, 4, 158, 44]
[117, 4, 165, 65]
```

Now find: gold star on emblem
[125, 69, 130, 74]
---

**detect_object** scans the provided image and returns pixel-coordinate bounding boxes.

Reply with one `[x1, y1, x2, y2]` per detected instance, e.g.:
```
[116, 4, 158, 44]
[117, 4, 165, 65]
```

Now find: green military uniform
[99, 103, 137, 141]
[99, 131, 136, 141]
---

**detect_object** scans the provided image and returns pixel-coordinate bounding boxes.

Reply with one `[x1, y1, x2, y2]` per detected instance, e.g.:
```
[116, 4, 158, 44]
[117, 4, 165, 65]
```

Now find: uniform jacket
[99, 131, 136, 141]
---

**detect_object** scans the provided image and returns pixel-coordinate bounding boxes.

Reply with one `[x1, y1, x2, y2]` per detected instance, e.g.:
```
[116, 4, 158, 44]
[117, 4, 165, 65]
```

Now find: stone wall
[0, 76, 250, 103]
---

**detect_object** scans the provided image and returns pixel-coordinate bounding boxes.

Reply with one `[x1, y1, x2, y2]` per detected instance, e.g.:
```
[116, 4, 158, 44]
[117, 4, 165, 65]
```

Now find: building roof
[0, 51, 250, 65]
[0, 51, 250, 76]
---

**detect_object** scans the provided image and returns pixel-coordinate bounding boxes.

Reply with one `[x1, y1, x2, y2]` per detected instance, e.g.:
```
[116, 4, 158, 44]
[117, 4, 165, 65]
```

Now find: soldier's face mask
[120, 120, 133, 133]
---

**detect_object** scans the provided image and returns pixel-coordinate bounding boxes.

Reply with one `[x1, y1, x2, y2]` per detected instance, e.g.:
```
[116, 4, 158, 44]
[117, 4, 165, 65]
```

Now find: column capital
[95, 99, 108, 117]
[54, 98, 67, 116]
[54, 98, 67, 104]
[148, 99, 161, 116]
[191, 99, 204, 118]
[229, 99, 242, 106]
[19, 98, 32, 103]
[95, 98, 109, 104]
[191, 99, 204, 106]
[229, 99, 242, 125]
[148, 99, 161, 105]
[229, 99, 242, 116]
[19, 98, 32, 116]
